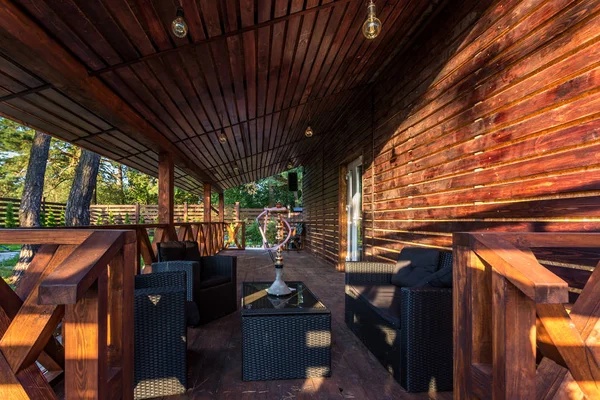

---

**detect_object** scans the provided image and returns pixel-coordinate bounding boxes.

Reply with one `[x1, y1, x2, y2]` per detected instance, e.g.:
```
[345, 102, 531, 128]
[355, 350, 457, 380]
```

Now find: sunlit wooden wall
[302, 0, 600, 300]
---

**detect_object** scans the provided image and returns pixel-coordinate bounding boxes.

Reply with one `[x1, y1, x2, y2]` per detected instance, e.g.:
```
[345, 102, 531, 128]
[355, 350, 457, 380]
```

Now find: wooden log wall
[302, 0, 600, 298]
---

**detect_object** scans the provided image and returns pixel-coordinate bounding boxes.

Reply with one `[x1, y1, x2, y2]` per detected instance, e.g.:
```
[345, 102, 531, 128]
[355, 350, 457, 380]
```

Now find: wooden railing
[0, 229, 136, 399]
[454, 232, 600, 399]
[54, 221, 246, 269]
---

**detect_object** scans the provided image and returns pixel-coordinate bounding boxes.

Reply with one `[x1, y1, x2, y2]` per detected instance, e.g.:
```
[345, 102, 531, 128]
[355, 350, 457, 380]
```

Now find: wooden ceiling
[0, 0, 438, 193]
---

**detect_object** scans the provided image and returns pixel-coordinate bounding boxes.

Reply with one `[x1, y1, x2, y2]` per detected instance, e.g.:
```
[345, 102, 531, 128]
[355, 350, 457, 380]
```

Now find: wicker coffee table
[241, 281, 331, 381]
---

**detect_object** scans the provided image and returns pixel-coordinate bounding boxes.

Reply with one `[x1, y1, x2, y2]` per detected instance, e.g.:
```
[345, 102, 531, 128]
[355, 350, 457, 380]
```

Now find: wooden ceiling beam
[88, 0, 352, 76]
[0, 0, 222, 193]
[0, 83, 52, 102]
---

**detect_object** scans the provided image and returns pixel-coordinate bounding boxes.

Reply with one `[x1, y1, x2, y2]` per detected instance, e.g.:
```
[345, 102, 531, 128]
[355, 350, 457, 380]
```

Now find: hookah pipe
[257, 204, 293, 296]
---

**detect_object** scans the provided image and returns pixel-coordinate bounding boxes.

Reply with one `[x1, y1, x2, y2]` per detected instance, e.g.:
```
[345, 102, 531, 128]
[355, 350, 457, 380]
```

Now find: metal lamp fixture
[218, 130, 227, 143]
[172, 7, 188, 38]
[305, 103, 314, 138]
[362, 1, 382, 39]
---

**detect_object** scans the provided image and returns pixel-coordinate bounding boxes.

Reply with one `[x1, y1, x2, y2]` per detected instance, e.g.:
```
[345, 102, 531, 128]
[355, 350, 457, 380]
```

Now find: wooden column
[204, 184, 212, 254]
[158, 152, 174, 225]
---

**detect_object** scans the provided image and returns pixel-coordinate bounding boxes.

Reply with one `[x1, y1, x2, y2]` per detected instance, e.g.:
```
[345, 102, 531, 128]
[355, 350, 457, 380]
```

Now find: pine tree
[4, 201, 17, 228]
[138, 214, 145, 224]
[45, 209, 56, 227]
[107, 210, 115, 225]
[124, 212, 131, 224]
[39, 209, 45, 227]
[96, 213, 104, 225]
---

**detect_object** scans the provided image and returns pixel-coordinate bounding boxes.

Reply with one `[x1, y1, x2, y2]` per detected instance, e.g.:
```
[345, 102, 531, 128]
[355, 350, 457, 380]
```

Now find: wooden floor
[173, 249, 452, 400]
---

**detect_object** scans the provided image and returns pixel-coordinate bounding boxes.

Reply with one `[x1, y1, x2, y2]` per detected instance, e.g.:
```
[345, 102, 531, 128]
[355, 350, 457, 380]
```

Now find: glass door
[346, 157, 363, 261]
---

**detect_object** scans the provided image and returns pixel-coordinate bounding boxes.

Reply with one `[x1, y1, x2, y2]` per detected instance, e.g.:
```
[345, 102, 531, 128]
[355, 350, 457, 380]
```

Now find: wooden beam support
[88, 0, 352, 77]
[0, 0, 221, 192]
[158, 152, 174, 225]
[0, 84, 52, 102]
[218, 193, 225, 223]
[204, 184, 212, 224]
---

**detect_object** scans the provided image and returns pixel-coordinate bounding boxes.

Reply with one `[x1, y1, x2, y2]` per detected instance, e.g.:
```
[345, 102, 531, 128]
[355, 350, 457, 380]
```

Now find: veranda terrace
[1, 0, 600, 399]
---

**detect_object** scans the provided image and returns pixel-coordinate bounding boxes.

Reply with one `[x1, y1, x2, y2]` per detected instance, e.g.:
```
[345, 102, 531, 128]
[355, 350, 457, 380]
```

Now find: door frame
[338, 155, 363, 271]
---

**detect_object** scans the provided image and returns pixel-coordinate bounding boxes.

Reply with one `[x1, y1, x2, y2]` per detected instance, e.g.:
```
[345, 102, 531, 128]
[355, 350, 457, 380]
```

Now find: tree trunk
[12, 131, 51, 285]
[65, 150, 101, 226]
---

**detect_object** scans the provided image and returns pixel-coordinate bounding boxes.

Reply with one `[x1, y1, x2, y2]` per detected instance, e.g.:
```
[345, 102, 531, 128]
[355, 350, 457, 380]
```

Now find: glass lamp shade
[305, 125, 313, 137]
[287, 162, 294, 169]
[172, 8, 188, 38]
[218, 132, 227, 143]
[362, 3, 382, 39]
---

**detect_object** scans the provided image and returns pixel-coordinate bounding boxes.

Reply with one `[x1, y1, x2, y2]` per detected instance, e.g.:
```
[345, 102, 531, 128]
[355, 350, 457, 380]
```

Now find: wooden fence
[0, 197, 66, 226]
[0, 197, 303, 227]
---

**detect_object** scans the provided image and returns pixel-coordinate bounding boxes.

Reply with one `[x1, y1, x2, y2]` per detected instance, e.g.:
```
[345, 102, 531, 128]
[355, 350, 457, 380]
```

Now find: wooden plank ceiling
[0, 0, 435, 193]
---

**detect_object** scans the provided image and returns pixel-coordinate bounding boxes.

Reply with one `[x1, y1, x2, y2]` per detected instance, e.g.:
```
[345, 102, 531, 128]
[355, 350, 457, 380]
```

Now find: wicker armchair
[344, 252, 453, 393]
[134, 271, 187, 399]
[153, 241, 237, 324]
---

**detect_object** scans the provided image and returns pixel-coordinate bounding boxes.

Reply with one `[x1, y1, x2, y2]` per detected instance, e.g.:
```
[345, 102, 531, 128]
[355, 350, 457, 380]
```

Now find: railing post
[64, 270, 108, 399]
[453, 233, 474, 398]
[241, 222, 246, 250]
[235, 202, 240, 222]
[491, 270, 536, 399]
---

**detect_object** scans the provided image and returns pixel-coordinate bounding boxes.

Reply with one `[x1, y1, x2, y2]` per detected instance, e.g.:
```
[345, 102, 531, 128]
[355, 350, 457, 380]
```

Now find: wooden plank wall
[302, 0, 600, 297]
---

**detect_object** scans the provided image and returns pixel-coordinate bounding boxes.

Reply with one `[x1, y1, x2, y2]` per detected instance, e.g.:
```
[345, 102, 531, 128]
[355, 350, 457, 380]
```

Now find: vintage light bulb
[218, 130, 227, 144]
[305, 125, 313, 138]
[287, 161, 294, 169]
[362, 1, 382, 39]
[172, 7, 188, 38]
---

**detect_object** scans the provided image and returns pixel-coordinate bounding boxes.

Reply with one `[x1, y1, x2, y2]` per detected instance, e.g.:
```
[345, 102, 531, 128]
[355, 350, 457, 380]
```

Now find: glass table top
[241, 281, 329, 315]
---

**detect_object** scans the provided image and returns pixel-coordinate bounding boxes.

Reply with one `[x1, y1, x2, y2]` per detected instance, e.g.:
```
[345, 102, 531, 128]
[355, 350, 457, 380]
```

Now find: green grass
[0, 253, 18, 286]
[0, 244, 20, 251]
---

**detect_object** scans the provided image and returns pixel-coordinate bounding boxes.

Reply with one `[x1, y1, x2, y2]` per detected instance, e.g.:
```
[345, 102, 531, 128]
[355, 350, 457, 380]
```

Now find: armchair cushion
[156, 241, 185, 262]
[414, 266, 452, 288]
[347, 284, 402, 328]
[157, 240, 201, 262]
[391, 248, 440, 288]
[198, 275, 231, 289]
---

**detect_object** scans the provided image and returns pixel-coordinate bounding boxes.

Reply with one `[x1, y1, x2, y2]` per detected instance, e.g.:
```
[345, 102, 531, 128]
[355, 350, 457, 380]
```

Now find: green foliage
[45, 209, 56, 227]
[59, 210, 65, 226]
[124, 213, 131, 224]
[245, 220, 278, 247]
[39, 209, 45, 227]
[4, 201, 17, 228]
[96, 213, 104, 225]
[107, 210, 115, 225]
[223, 168, 302, 208]
[138, 214, 145, 224]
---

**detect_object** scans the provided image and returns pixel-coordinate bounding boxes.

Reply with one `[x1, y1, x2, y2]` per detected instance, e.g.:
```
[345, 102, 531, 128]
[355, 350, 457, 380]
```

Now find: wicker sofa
[344, 248, 453, 393]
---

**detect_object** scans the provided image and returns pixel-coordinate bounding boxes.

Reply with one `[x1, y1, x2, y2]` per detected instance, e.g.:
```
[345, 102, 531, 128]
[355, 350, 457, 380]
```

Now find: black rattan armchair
[134, 271, 187, 399]
[153, 241, 237, 324]
[344, 252, 453, 393]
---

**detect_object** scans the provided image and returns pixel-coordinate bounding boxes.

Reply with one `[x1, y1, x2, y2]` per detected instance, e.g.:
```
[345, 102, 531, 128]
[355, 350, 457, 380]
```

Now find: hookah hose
[256, 207, 292, 262]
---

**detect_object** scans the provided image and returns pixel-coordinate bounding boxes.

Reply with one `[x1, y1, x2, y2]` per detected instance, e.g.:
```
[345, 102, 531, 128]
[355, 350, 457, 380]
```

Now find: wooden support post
[204, 184, 212, 254]
[453, 233, 474, 398]
[64, 272, 108, 400]
[235, 202, 240, 222]
[158, 152, 174, 226]
[134, 203, 140, 224]
[492, 271, 536, 399]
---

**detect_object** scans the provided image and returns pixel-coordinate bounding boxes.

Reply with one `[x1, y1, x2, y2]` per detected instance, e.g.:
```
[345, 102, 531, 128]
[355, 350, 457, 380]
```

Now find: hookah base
[267, 274, 292, 296]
